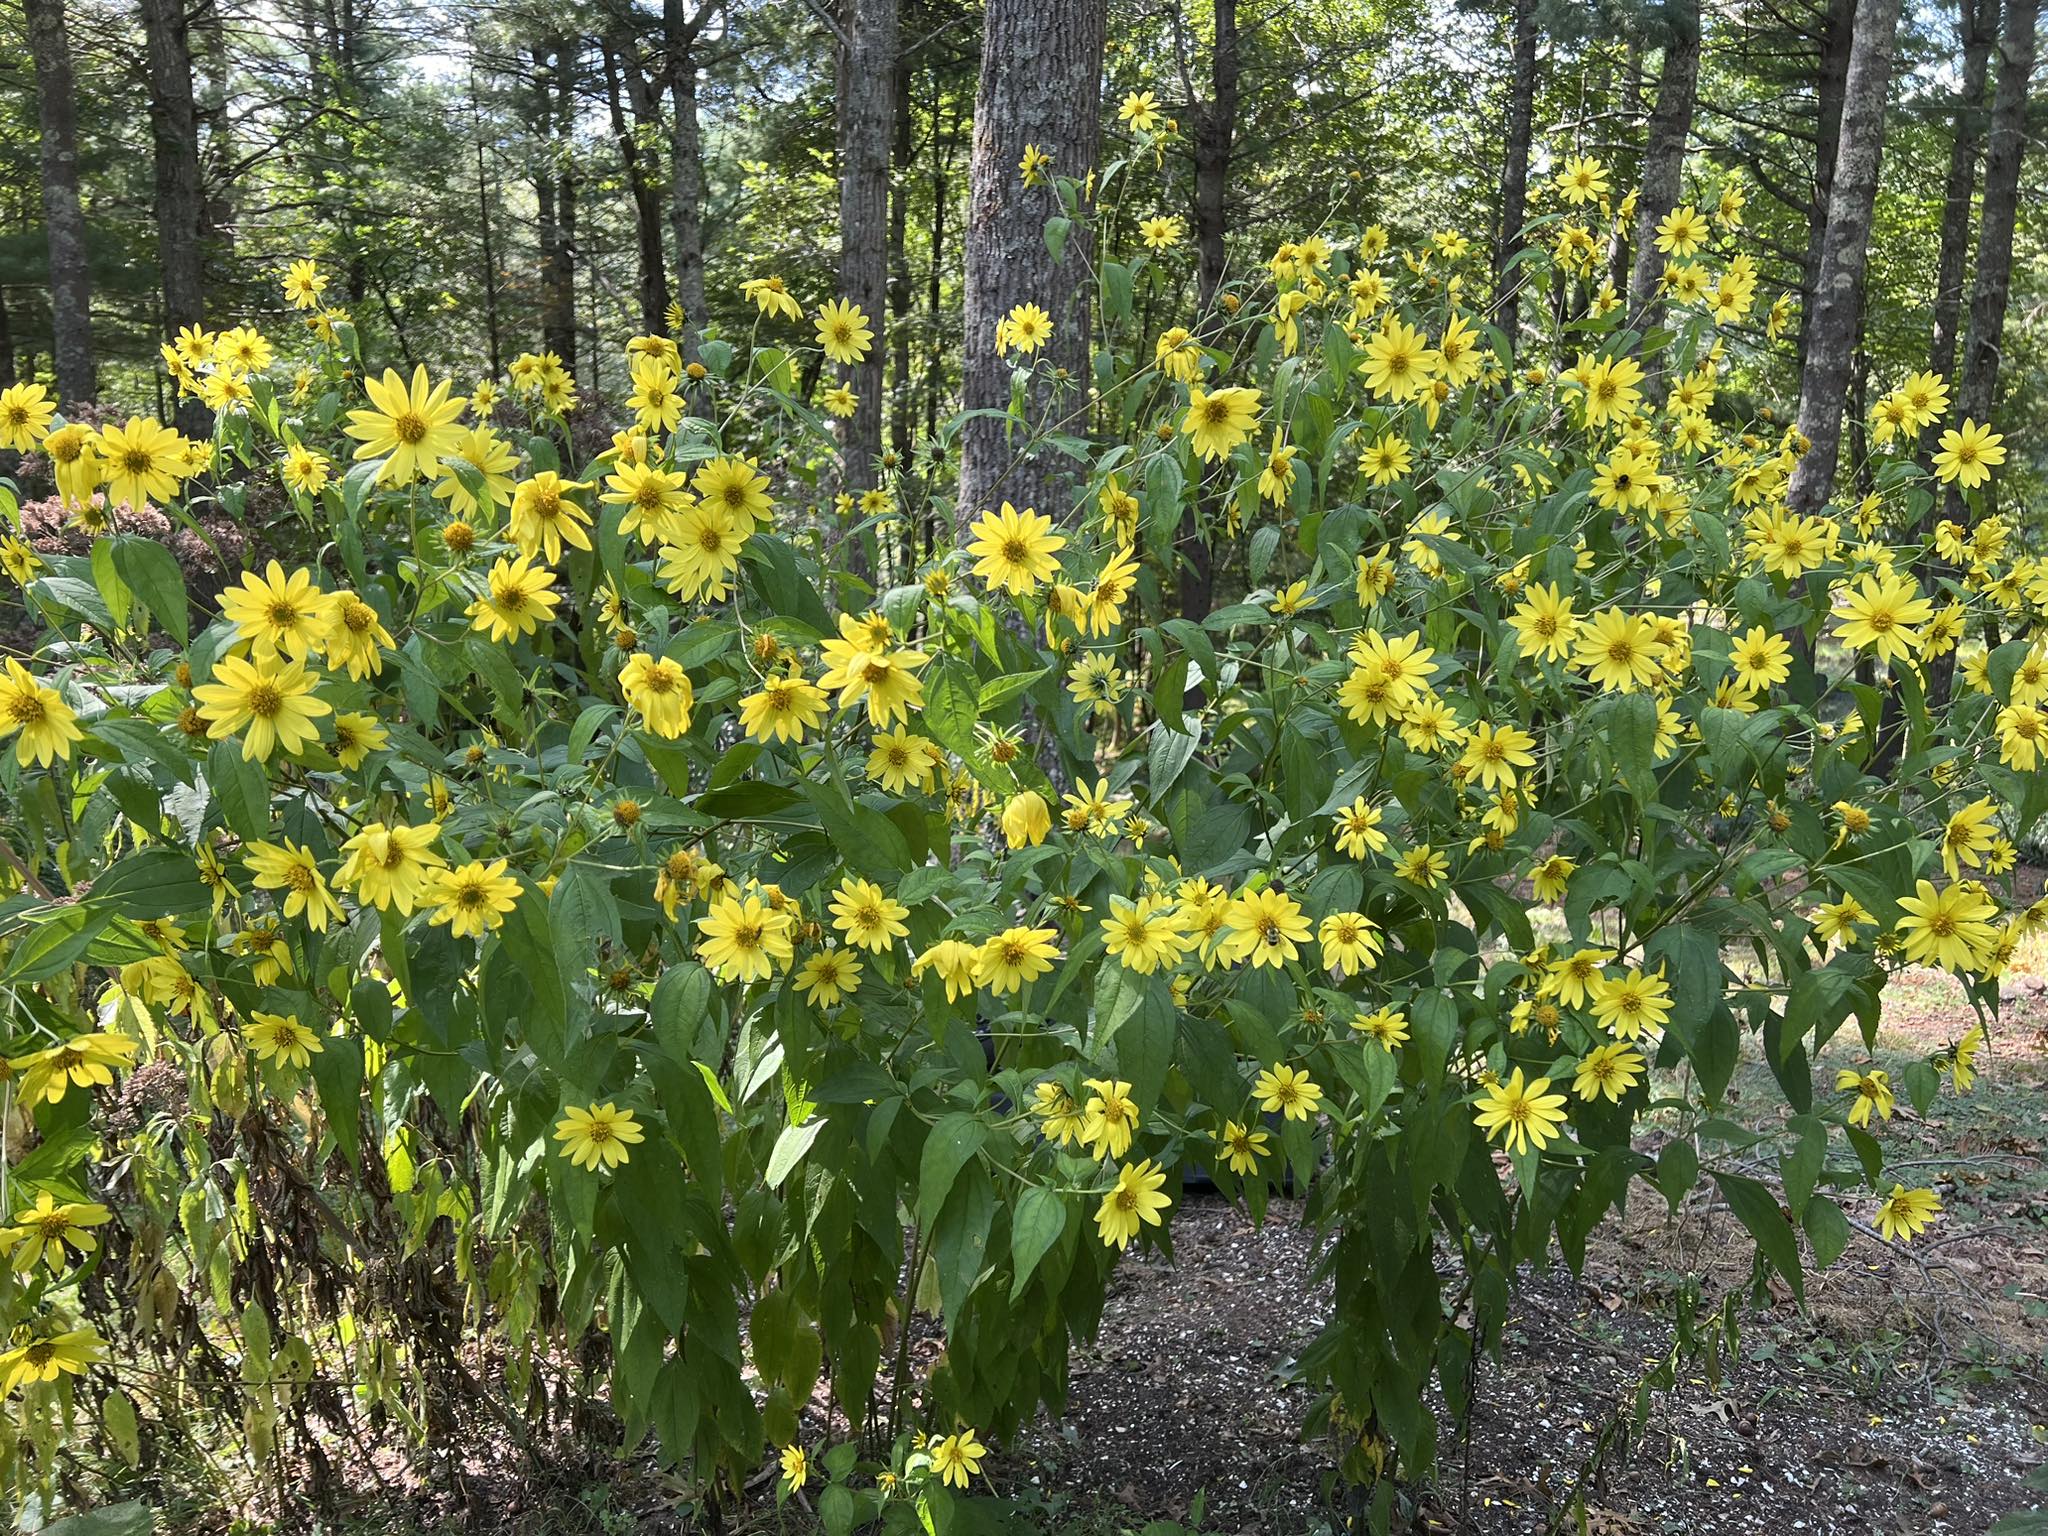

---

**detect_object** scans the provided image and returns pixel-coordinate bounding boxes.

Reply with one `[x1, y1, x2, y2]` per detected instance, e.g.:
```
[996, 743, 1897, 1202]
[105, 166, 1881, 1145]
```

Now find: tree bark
[534, 40, 579, 374]
[1181, 0, 1240, 620]
[888, 53, 916, 533]
[663, 0, 710, 359]
[1597, 35, 1643, 297]
[922, 79, 949, 559]
[25, 0, 93, 404]
[835, 0, 898, 507]
[142, 0, 206, 430]
[601, 34, 673, 336]
[1925, 0, 1999, 400]
[1955, 0, 2037, 428]
[1786, 0, 1906, 515]
[1625, 0, 1702, 316]
[1796, 0, 1857, 371]
[1491, 0, 1540, 345]
[472, 75, 504, 380]
[956, 0, 1107, 530]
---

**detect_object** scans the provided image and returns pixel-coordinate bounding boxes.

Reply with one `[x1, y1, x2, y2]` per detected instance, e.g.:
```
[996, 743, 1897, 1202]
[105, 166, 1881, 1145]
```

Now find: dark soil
[200, 960, 2048, 1536]
[1011, 1190, 2046, 1535]
[1009, 980, 2048, 1536]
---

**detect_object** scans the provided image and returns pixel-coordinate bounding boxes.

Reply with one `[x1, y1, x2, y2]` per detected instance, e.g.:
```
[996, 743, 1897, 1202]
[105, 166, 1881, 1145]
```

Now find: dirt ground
[277, 960, 2048, 1536]
[1009, 967, 2048, 1536]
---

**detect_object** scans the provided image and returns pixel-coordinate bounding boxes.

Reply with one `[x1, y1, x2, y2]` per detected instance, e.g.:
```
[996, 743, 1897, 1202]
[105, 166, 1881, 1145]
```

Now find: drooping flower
[1095, 1158, 1171, 1250]
[0, 661, 82, 768]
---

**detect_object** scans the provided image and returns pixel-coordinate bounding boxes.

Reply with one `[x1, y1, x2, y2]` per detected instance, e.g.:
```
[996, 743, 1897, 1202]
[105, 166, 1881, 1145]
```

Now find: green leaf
[1148, 726, 1199, 800]
[978, 667, 1049, 713]
[1605, 691, 1658, 798]
[1655, 1139, 1698, 1210]
[651, 963, 713, 1065]
[1112, 982, 1175, 1113]
[1803, 1194, 1850, 1269]
[917, 1113, 988, 1227]
[1713, 1170, 1803, 1301]
[819, 1486, 856, 1536]
[765, 1120, 823, 1189]
[930, 1162, 994, 1320]
[1152, 654, 1190, 732]
[341, 458, 382, 515]
[504, 889, 567, 1064]
[89, 848, 209, 917]
[2, 906, 110, 983]
[307, 1035, 366, 1168]
[208, 738, 272, 840]
[41, 1503, 152, 1536]
[1009, 1185, 1067, 1299]
[111, 535, 191, 644]
[91, 539, 130, 632]
[1249, 525, 1281, 585]
[797, 782, 911, 881]
[923, 656, 980, 756]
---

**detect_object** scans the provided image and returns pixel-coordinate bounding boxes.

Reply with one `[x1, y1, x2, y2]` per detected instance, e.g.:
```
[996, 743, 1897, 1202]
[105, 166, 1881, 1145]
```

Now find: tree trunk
[1786, 0, 1906, 515]
[473, 82, 504, 380]
[956, 0, 1107, 530]
[0, 289, 15, 386]
[835, 0, 897, 511]
[922, 79, 949, 560]
[603, 34, 673, 336]
[1955, 0, 2037, 428]
[1625, 0, 1702, 316]
[1917, 0, 2033, 719]
[664, 0, 709, 359]
[142, 0, 206, 430]
[1796, 0, 1857, 371]
[1181, 0, 1239, 620]
[534, 40, 578, 374]
[888, 53, 916, 552]
[25, 0, 93, 404]
[1925, 0, 1999, 401]
[1491, 0, 1540, 345]
[193, 0, 232, 272]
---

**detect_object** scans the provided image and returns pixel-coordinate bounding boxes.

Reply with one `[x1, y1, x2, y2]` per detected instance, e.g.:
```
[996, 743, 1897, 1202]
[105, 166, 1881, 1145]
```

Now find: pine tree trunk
[1955, 0, 2036, 427]
[1920, 0, 2033, 715]
[472, 79, 504, 379]
[1786, 0, 1906, 515]
[602, 35, 673, 336]
[1598, 34, 1644, 296]
[1181, 0, 1239, 621]
[888, 55, 917, 550]
[956, 0, 1107, 531]
[664, 0, 709, 359]
[1625, 0, 1702, 316]
[1491, 0, 1540, 345]
[835, 0, 898, 507]
[1925, 0, 1999, 401]
[1797, 0, 1857, 371]
[24, 0, 93, 404]
[194, 0, 231, 273]
[142, 0, 206, 430]
[922, 81, 949, 559]
[534, 41, 578, 374]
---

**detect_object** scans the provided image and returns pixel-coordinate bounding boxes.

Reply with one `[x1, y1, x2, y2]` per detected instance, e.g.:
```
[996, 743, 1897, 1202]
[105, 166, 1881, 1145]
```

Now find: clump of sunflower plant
[0, 121, 2015, 1530]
